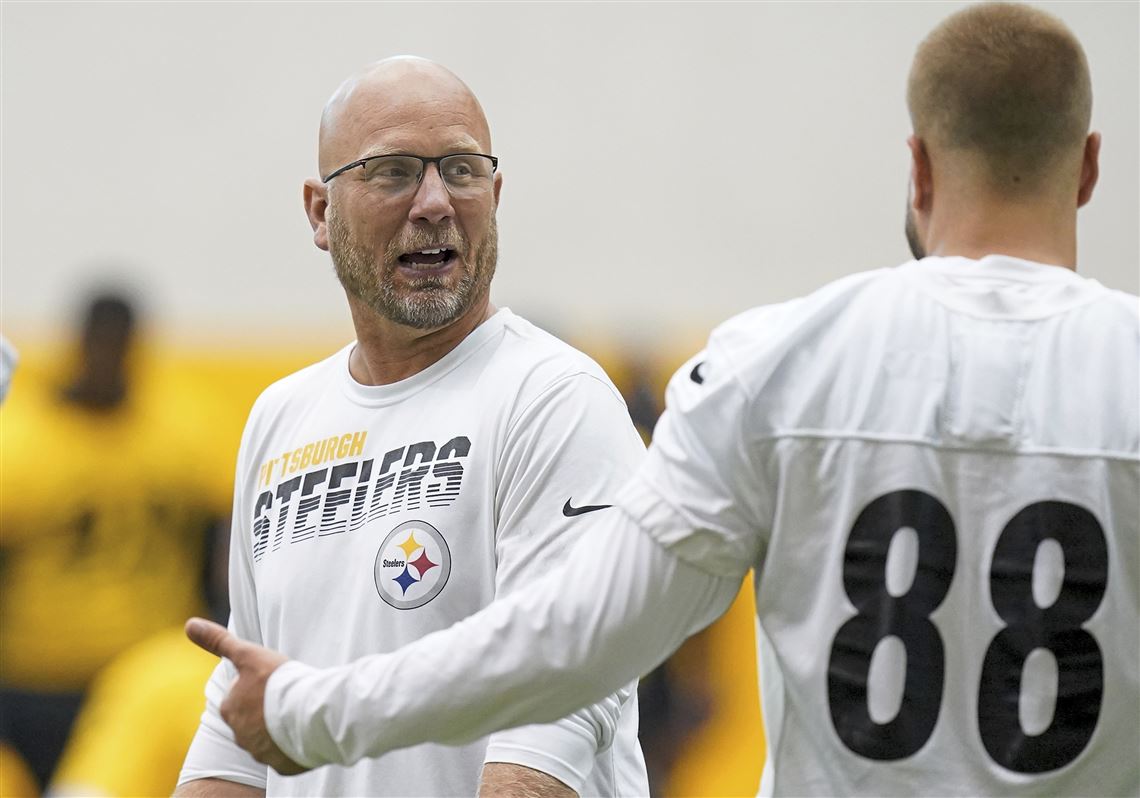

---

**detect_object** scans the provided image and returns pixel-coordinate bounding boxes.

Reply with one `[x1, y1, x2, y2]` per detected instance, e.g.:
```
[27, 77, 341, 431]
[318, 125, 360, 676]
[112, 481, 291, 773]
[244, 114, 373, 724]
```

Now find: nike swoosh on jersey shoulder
[562, 499, 613, 517]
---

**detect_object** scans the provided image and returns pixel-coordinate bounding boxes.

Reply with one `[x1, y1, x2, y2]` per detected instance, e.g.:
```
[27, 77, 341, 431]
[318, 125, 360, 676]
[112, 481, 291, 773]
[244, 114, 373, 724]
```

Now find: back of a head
[907, 2, 1091, 195]
[66, 291, 137, 407]
[82, 293, 135, 352]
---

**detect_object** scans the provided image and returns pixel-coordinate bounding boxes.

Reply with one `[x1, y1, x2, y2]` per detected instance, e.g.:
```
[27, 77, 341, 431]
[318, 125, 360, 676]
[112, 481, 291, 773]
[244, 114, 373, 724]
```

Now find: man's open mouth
[398, 248, 458, 269]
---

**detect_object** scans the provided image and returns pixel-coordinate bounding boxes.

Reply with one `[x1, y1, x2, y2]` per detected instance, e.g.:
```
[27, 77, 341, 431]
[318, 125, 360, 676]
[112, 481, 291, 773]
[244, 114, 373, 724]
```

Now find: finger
[185, 617, 241, 660]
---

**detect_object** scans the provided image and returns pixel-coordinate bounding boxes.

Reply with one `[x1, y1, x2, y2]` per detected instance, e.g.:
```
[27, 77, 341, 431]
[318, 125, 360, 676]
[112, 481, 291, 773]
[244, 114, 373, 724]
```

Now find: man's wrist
[263, 659, 322, 769]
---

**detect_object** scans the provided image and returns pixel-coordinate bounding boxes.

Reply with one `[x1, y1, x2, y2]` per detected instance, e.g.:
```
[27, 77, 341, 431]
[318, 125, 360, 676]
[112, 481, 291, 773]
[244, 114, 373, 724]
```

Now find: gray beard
[377, 268, 475, 330]
[328, 209, 498, 330]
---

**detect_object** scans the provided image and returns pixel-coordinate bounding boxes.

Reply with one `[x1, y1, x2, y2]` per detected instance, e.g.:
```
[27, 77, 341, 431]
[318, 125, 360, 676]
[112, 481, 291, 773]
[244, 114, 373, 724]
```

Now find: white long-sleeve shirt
[266, 258, 1138, 797]
[180, 309, 649, 797]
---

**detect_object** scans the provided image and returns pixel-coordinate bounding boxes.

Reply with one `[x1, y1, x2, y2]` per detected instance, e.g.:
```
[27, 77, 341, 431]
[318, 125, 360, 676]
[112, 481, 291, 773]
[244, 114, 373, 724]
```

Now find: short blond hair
[907, 2, 1091, 192]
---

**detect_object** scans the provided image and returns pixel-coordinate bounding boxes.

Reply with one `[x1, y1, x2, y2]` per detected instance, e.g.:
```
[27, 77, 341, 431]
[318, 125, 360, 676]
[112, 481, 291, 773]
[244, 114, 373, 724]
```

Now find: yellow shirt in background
[50, 627, 219, 797]
[667, 575, 765, 797]
[0, 364, 227, 691]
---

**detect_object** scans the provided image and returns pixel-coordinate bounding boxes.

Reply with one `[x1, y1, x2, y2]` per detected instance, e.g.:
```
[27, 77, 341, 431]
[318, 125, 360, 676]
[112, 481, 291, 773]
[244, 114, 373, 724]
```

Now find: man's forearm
[479, 762, 577, 798]
[266, 514, 741, 767]
[173, 777, 265, 797]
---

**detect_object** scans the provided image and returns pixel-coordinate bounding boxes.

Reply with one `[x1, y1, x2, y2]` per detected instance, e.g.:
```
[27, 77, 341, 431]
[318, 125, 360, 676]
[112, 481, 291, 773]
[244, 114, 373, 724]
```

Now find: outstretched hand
[185, 617, 309, 776]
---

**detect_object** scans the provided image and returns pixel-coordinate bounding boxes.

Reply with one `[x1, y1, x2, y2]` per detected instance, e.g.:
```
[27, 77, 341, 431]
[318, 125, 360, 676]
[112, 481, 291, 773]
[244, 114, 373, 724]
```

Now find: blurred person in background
[45, 520, 231, 798]
[0, 292, 225, 793]
[0, 335, 39, 798]
[176, 57, 648, 798]
[190, 4, 1138, 796]
[618, 359, 765, 798]
[619, 362, 715, 796]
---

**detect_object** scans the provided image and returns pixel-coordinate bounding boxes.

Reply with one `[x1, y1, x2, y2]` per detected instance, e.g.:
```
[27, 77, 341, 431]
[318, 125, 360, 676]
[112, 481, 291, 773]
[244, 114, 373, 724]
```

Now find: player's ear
[492, 170, 503, 209]
[907, 135, 933, 212]
[1077, 132, 1100, 209]
[304, 178, 330, 252]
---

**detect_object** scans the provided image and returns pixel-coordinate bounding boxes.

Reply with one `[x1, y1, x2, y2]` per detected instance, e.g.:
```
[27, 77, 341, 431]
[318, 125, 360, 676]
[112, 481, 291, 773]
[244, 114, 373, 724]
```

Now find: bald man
[175, 58, 649, 797]
[186, 6, 1137, 797]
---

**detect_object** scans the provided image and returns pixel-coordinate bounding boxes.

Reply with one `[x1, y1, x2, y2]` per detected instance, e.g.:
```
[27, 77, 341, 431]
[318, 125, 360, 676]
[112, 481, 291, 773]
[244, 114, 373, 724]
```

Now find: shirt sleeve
[484, 372, 646, 793]
[618, 334, 770, 577]
[177, 424, 269, 790]
[264, 509, 742, 769]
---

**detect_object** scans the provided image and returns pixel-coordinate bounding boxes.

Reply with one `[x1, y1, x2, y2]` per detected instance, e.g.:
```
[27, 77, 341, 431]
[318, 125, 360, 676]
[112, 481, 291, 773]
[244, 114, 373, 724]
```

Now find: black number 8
[979, 501, 1107, 772]
[827, 491, 1107, 773]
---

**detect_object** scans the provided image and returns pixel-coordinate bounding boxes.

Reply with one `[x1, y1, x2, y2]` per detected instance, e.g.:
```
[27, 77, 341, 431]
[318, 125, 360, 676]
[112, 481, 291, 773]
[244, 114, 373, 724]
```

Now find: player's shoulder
[250, 344, 350, 408]
[1069, 282, 1140, 356]
[0, 357, 84, 451]
[494, 310, 625, 404]
[242, 344, 353, 433]
[707, 267, 897, 374]
[661, 268, 897, 430]
[1096, 284, 1140, 327]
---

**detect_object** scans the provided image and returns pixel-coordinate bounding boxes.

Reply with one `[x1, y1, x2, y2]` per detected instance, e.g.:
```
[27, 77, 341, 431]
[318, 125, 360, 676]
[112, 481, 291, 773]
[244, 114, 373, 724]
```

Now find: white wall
[3, 1, 1137, 348]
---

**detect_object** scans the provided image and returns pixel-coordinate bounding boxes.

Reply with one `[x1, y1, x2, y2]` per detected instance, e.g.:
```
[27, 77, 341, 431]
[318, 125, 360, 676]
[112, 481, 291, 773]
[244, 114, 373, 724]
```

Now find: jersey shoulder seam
[756, 428, 1139, 463]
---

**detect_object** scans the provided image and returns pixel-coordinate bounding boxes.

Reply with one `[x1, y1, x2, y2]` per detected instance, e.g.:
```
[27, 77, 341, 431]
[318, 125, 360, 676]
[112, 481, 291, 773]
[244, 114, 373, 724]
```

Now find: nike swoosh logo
[562, 499, 613, 517]
[690, 361, 706, 384]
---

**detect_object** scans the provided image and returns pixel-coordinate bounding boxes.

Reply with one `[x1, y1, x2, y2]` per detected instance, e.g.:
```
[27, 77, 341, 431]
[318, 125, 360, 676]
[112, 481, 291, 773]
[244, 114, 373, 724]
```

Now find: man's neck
[924, 188, 1078, 270]
[346, 296, 497, 386]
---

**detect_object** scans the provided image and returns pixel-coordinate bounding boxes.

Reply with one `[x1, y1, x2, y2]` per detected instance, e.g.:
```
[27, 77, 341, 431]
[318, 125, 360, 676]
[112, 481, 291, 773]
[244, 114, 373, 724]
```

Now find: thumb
[186, 617, 242, 661]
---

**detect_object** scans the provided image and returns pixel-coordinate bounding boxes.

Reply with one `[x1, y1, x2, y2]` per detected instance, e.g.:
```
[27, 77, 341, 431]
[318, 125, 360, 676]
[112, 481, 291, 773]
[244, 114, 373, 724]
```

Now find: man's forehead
[328, 107, 489, 168]
[320, 59, 492, 166]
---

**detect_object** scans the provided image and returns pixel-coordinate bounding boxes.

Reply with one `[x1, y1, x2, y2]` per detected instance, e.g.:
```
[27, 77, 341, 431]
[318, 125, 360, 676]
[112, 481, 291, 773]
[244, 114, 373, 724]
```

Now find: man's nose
[407, 163, 455, 225]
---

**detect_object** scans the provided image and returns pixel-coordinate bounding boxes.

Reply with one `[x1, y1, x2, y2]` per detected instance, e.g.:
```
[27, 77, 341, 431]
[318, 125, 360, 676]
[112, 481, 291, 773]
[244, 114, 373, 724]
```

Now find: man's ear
[303, 178, 330, 252]
[907, 135, 933, 212]
[1077, 132, 1100, 209]
[492, 170, 503, 209]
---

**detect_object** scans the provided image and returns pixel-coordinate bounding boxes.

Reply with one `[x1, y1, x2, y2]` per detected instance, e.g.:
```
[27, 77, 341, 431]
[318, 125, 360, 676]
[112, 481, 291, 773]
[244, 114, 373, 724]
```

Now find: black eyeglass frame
[321, 153, 500, 185]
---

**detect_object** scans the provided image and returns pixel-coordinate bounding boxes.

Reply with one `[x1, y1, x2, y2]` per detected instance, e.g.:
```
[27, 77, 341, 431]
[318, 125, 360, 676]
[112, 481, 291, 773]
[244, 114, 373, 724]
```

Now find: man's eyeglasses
[321, 153, 498, 199]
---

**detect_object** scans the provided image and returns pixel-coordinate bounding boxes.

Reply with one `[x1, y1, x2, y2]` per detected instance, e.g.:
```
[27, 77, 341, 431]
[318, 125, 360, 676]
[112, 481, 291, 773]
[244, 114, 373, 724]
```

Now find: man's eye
[372, 166, 411, 179]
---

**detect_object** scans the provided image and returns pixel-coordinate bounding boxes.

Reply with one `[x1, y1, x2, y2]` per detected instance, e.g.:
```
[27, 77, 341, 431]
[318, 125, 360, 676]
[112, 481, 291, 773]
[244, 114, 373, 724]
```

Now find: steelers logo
[374, 520, 452, 610]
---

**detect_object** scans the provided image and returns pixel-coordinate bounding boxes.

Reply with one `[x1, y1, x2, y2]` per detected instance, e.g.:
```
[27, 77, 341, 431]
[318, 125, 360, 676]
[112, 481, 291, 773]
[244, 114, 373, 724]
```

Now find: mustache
[386, 225, 468, 260]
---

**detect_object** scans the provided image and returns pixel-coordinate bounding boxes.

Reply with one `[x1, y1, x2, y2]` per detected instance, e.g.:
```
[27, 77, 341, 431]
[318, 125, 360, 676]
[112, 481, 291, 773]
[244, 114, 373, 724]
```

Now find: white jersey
[623, 255, 1139, 796]
[179, 309, 650, 797]
[259, 256, 1137, 798]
